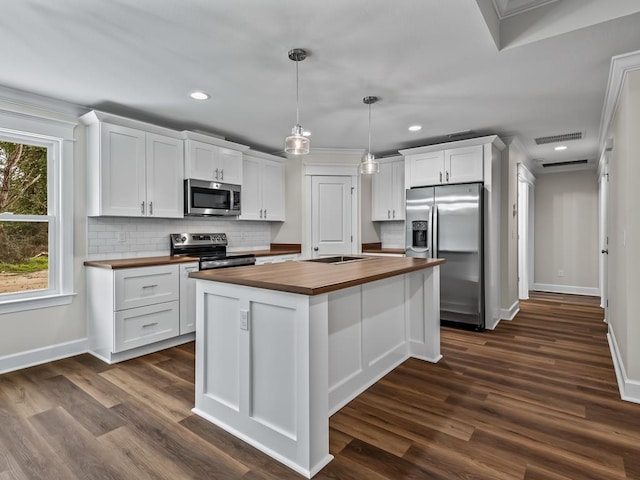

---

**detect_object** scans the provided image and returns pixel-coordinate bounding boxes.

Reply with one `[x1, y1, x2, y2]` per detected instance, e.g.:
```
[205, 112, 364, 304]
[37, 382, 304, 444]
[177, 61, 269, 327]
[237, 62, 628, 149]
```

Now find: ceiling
[1, 0, 639, 174]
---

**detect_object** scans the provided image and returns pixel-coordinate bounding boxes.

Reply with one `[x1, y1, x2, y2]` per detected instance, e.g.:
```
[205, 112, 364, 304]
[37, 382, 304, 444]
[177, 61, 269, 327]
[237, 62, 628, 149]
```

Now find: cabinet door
[238, 155, 262, 220]
[114, 265, 179, 311]
[407, 151, 444, 187]
[114, 301, 180, 353]
[219, 148, 243, 185]
[261, 159, 285, 221]
[372, 162, 394, 220]
[146, 133, 184, 218]
[445, 145, 483, 184]
[179, 262, 198, 335]
[391, 161, 405, 220]
[100, 123, 146, 216]
[184, 140, 218, 181]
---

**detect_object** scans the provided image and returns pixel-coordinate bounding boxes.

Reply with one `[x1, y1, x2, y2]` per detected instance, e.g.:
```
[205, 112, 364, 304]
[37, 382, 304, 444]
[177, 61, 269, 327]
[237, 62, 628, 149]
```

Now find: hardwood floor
[1, 292, 639, 479]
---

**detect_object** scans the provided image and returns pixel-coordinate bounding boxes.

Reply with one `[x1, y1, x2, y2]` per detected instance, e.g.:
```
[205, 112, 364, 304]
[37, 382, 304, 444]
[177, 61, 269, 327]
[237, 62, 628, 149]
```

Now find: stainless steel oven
[170, 233, 256, 270]
[184, 179, 241, 216]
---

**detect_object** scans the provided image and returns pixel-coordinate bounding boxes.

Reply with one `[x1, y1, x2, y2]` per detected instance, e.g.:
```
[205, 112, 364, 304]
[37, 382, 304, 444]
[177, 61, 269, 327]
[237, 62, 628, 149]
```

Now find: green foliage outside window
[0, 141, 48, 265]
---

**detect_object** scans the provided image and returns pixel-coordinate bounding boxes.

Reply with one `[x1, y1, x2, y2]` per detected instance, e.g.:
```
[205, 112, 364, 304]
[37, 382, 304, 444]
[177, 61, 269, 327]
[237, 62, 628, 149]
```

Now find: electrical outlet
[558, 269, 564, 277]
[240, 309, 249, 330]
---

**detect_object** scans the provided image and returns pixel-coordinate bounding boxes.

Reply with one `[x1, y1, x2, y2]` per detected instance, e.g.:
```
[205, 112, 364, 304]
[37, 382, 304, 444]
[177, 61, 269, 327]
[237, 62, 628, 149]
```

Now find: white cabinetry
[372, 157, 405, 221]
[182, 132, 249, 185]
[239, 150, 285, 221]
[179, 262, 199, 335]
[87, 263, 195, 363]
[403, 143, 483, 188]
[255, 254, 300, 265]
[81, 111, 184, 218]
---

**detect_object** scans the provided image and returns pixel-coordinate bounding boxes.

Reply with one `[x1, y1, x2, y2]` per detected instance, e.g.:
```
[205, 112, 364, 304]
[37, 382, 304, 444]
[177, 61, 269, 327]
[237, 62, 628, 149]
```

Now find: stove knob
[181, 236, 187, 242]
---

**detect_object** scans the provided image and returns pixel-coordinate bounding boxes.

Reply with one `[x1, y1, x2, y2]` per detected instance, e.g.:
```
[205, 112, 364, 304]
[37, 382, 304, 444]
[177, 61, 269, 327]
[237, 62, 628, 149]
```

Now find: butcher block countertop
[189, 256, 445, 295]
[84, 256, 199, 269]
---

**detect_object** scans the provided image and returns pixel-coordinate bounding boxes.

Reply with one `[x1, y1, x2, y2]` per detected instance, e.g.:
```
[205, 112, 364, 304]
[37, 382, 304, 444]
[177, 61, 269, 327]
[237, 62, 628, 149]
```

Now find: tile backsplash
[379, 221, 405, 249]
[87, 217, 271, 260]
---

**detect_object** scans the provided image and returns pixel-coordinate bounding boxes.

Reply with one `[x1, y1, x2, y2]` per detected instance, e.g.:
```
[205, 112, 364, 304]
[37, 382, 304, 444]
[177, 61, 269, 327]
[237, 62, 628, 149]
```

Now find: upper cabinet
[238, 150, 285, 221]
[81, 111, 184, 218]
[182, 132, 249, 185]
[402, 142, 484, 188]
[372, 156, 405, 221]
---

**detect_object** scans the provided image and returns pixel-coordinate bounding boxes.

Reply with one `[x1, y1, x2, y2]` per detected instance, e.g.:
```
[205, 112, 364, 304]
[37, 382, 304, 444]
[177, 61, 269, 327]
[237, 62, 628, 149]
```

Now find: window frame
[0, 109, 76, 314]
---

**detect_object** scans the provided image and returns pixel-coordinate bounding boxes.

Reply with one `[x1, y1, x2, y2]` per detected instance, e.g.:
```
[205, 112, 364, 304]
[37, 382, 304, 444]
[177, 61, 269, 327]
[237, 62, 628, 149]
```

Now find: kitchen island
[189, 256, 445, 478]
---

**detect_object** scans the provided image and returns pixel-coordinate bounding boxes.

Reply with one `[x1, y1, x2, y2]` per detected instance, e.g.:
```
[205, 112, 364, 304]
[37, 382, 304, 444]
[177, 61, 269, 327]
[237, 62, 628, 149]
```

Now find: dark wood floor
[1, 292, 639, 479]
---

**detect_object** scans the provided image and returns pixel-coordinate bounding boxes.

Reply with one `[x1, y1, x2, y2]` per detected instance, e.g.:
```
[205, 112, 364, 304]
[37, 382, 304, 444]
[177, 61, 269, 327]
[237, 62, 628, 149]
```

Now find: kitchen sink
[304, 256, 370, 264]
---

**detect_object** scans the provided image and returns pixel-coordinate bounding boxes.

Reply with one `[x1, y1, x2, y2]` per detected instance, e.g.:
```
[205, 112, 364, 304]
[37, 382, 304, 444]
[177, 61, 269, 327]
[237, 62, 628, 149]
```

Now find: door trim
[304, 163, 360, 259]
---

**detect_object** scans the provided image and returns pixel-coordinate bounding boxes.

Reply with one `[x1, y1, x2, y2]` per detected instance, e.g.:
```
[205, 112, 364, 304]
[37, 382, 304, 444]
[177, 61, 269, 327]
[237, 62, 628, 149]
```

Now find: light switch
[240, 309, 249, 331]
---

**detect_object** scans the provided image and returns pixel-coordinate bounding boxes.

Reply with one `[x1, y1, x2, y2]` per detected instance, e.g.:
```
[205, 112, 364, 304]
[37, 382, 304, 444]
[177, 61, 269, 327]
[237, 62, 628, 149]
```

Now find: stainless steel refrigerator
[405, 183, 484, 329]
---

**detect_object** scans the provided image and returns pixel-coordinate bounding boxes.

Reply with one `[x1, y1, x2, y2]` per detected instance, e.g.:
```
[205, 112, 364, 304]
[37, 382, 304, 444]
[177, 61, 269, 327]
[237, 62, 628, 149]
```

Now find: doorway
[304, 164, 359, 259]
[517, 164, 535, 300]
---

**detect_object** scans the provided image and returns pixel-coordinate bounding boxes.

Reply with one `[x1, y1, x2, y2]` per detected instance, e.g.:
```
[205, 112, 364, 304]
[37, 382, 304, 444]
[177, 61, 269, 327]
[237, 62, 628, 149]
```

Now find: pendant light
[285, 48, 310, 155]
[359, 96, 380, 174]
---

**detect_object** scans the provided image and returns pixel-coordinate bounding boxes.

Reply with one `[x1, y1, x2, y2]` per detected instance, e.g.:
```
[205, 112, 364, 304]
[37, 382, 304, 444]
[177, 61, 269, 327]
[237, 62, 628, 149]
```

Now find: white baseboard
[0, 337, 89, 375]
[607, 326, 640, 404]
[500, 301, 520, 321]
[533, 283, 600, 297]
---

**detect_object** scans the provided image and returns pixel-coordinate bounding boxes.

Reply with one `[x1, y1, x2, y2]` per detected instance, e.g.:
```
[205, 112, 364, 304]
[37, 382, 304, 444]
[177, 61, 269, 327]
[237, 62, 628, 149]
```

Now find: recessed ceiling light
[302, 130, 311, 137]
[408, 125, 422, 132]
[554, 145, 567, 151]
[190, 91, 210, 100]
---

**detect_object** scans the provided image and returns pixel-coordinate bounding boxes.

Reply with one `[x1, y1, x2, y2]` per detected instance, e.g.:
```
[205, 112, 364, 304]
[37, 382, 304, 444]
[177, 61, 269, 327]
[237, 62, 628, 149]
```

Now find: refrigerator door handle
[433, 204, 439, 258]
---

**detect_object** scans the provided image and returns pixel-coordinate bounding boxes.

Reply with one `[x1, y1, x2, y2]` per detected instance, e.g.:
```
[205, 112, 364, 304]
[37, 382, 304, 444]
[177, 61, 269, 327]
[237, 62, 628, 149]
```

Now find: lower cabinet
[255, 254, 300, 265]
[87, 263, 194, 363]
[179, 262, 199, 334]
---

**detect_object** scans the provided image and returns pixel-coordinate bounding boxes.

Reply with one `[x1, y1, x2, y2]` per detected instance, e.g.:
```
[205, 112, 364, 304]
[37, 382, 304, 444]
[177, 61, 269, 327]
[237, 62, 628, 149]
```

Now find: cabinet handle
[142, 284, 158, 289]
[264, 209, 267, 218]
[388, 209, 390, 219]
[439, 172, 443, 183]
[259, 209, 263, 219]
[142, 322, 159, 328]
[393, 209, 396, 218]
[446, 171, 449, 182]
[149, 201, 153, 215]
[220, 169, 224, 180]
[141, 201, 145, 215]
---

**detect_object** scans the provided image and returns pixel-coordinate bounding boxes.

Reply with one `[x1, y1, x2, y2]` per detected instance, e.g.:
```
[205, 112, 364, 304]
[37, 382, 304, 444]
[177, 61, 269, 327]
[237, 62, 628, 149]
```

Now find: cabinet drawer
[114, 301, 179, 353]
[114, 265, 179, 311]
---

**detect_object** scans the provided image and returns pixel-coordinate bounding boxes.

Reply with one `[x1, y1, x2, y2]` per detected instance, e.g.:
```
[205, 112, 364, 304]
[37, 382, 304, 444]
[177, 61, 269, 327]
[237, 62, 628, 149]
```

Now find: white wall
[608, 68, 640, 382]
[0, 101, 88, 360]
[533, 170, 599, 294]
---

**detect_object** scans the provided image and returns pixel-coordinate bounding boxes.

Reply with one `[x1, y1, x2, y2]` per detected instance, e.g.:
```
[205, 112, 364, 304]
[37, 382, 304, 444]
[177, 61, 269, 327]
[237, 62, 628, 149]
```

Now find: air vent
[534, 132, 582, 145]
[541, 159, 588, 168]
[447, 129, 474, 139]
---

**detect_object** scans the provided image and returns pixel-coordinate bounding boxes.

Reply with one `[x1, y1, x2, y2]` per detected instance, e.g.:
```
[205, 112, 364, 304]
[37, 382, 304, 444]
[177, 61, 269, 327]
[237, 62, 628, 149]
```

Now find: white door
[408, 151, 444, 187]
[311, 176, 353, 258]
[518, 178, 529, 299]
[599, 163, 609, 318]
[262, 159, 285, 221]
[146, 133, 184, 218]
[445, 145, 483, 184]
[100, 123, 146, 217]
[238, 155, 261, 220]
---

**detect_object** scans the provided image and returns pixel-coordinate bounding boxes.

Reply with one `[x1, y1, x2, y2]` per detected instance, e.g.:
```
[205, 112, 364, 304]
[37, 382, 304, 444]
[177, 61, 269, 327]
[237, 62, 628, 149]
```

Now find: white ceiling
[1, 0, 639, 174]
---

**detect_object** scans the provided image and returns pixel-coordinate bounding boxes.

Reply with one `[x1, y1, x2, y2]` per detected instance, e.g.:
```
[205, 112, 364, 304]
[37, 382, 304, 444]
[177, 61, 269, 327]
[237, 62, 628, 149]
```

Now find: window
[0, 109, 75, 313]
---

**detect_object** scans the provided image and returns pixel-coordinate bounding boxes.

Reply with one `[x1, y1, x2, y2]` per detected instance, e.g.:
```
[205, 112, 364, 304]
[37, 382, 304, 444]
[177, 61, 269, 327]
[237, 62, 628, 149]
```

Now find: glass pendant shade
[285, 124, 310, 155]
[359, 96, 380, 174]
[285, 48, 310, 155]
[359, 151, 379, 174]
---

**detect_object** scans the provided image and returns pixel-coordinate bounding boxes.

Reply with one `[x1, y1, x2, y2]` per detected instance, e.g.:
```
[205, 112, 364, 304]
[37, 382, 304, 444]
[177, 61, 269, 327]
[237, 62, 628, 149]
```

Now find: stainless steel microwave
[184, 179, 241, 216]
